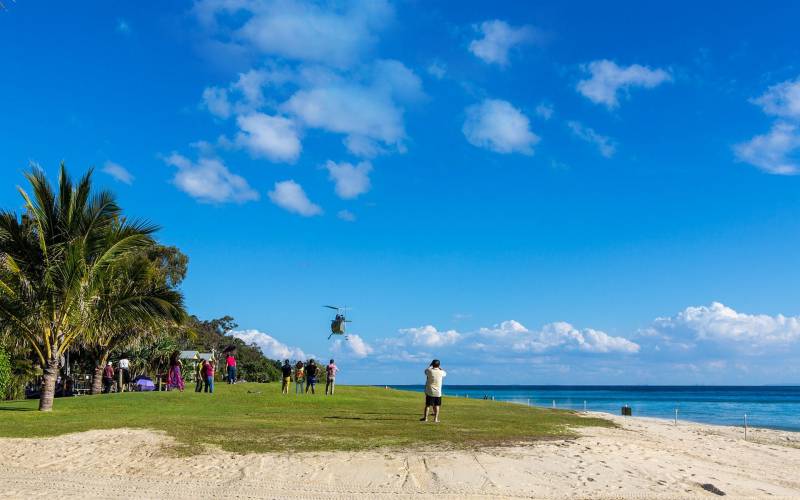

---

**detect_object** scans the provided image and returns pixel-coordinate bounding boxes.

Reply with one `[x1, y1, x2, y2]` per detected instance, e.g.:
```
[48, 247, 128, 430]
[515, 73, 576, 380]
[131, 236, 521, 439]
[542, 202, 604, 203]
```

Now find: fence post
[744, 413, 748, 441]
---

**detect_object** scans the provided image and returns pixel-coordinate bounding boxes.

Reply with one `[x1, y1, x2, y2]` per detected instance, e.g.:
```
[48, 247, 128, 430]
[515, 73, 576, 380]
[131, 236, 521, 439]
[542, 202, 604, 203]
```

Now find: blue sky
[3, 1, 800, 385]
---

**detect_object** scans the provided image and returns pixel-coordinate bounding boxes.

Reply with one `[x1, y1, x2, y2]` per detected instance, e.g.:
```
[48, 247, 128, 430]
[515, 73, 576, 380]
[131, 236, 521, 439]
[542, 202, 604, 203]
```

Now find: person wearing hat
[421, 359, 446, 423]
[102, 361, 115, 393]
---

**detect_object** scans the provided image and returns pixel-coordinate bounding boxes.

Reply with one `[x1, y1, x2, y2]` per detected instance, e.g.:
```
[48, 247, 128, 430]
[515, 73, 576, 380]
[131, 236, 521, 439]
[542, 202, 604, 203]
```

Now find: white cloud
[427, 61, 446, 79]
[194, 0, 393, 68]
[752, 77, 800, 119]
[268, 180, 322, 216]
[231, 329, 309, 360]
[463, 99, 539, 154]
[340, 334, 373, 358]
[477, 320, 639, 354]
[513, 322, 639, 354]
[202, 86, 232, 119]
[399, 325, 461, 347]
[651, 302, 800, 345]
[576, 60, 671, 109]
[734, 122, 800, 175]
[372, 59, 424, 102]
[478, 319, 529, 338]
[283, 83, 406, 156]
[535, 102, 554, 120]
[235, 112, 302, 163]
[165, 152, 259, 204]
[202, 67, 295, 120]
[337, 209, 356, 222]
[736, 76, 800, 175]
[469, 20, 537, 66]
[343, 135, 384, 158]
[232, 69, 270, 109]
[567, 121, 617, 158]
[101, 161, 134, 184]
[325, 160, 372, 199]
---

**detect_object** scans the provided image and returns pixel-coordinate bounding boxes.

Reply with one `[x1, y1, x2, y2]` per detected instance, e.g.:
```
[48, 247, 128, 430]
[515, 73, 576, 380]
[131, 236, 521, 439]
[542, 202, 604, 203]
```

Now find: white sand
[2, 413, 800, 499]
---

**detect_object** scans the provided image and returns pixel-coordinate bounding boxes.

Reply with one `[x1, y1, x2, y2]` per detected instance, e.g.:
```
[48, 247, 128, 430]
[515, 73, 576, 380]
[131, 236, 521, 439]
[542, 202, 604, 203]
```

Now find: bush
[0, 347, 10, 400]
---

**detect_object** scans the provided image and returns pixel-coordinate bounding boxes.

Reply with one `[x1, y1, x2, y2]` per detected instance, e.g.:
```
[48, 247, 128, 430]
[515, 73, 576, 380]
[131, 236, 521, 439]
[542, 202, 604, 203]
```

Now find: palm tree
[0, 164, 184, 411]
[85, 250, 186, 394]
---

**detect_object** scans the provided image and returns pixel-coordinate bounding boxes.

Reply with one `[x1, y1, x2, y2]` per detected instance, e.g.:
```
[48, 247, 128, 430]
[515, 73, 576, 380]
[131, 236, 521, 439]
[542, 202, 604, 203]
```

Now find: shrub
[0, 347, 10, 400]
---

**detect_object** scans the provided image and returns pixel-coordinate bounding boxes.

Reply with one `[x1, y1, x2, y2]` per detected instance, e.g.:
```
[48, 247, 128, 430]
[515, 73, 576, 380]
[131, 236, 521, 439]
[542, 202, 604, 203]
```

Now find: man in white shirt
[118, 358, 130, 392]
[421, 359, 446, 423]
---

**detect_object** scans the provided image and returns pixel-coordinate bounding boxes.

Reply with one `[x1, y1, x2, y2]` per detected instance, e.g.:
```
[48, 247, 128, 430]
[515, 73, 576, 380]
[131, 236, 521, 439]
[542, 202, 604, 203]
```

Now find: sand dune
[2, 413, 800, 499]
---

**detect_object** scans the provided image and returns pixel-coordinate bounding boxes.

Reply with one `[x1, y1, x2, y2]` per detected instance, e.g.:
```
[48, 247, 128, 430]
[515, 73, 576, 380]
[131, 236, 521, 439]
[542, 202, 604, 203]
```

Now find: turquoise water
[389, 385, 800, 431]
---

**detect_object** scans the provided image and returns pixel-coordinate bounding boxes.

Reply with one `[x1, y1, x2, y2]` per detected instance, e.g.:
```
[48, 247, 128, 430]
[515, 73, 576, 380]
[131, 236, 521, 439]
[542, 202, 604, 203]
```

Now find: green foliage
[0, 346, 10, 399]
[177, 315, 285, 383]
[0, 385, 613, 453]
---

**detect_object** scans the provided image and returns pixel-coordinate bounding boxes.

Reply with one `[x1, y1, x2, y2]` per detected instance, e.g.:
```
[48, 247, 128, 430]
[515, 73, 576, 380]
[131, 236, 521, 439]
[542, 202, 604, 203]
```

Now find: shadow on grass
[324, 415, 412, 421]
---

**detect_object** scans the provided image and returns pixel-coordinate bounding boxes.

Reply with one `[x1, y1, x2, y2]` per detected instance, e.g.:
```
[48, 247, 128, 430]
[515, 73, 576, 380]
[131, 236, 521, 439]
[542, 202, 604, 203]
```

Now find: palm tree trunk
[38, 355, 59, 412]
[90, 352, 109, 395]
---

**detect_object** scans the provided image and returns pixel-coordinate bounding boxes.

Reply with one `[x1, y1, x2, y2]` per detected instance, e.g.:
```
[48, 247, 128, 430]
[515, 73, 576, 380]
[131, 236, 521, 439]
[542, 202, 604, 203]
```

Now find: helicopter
[324, 305, 352, 340]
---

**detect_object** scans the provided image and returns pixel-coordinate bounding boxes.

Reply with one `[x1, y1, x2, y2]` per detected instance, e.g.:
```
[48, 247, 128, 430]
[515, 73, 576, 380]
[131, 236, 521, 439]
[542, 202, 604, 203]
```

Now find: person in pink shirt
[204, 359, 215, 393]
[225, 352, 237, 384]
[325, 359, 338, 396]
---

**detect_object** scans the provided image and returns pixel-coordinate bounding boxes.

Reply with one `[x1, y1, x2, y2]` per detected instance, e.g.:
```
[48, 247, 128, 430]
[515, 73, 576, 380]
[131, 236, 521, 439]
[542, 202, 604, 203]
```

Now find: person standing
[118, 357, 130, 392]
[305, 359, 318, 394]
[102, 362, 115, 394]
[167, 352, 185, 392]
[225, 352, 237, 384]
[325, 359, 338, 395]
[281, 360, 292, 394]
[421, 359, 446, 423]
[204, 359, 215, 393]
[294, 361, 305, 394]
[195, 360, 206, 392]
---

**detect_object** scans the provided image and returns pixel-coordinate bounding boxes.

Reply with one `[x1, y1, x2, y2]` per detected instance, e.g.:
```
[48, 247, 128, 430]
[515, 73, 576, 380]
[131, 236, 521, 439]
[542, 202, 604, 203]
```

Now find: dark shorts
[425, 395, 442, 407]
[307, 376, 317, 385]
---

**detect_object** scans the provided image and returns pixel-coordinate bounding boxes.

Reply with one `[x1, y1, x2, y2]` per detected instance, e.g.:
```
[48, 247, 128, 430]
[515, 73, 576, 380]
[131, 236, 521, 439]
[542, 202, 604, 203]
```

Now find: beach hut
[179, 351, 216, 382]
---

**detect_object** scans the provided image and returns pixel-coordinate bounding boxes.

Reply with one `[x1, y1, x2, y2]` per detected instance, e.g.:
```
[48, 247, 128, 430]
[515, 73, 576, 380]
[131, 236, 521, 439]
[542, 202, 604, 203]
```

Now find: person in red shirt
[225, 353, 237, 384]
[102, 362, 115, 393]
[204, 359, 215, 393]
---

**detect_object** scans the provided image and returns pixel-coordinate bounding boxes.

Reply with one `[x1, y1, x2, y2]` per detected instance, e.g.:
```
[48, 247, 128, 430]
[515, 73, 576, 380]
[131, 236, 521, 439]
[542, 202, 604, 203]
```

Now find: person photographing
[421, 359, 446, 423]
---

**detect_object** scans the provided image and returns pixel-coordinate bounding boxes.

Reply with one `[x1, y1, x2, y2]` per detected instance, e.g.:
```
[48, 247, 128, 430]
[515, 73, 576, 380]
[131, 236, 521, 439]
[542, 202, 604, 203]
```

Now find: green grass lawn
[0, 384, 613, 453]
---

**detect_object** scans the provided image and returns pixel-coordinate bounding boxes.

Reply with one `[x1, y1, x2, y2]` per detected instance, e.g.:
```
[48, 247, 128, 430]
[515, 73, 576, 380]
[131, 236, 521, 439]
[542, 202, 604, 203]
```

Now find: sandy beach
[2, 413, 799, 499]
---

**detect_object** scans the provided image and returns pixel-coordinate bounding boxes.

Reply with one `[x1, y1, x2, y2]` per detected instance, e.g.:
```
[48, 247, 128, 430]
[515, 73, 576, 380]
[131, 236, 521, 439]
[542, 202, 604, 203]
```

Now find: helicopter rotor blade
[323, 305, 340, 310]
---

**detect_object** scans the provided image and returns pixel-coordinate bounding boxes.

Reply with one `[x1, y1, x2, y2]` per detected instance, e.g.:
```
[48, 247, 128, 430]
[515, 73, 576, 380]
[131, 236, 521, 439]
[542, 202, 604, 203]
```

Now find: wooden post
[744, 413, 748, 441]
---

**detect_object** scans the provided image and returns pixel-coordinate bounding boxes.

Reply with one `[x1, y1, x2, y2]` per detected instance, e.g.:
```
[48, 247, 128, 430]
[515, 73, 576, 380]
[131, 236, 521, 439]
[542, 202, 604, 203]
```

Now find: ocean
[388, 385, 800, 431]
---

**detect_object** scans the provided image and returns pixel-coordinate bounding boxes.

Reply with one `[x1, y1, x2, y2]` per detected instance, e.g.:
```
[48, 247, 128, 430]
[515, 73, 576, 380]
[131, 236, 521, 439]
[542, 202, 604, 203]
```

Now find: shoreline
[385, 385, 800, 434]
[2, 407, 800, 498]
